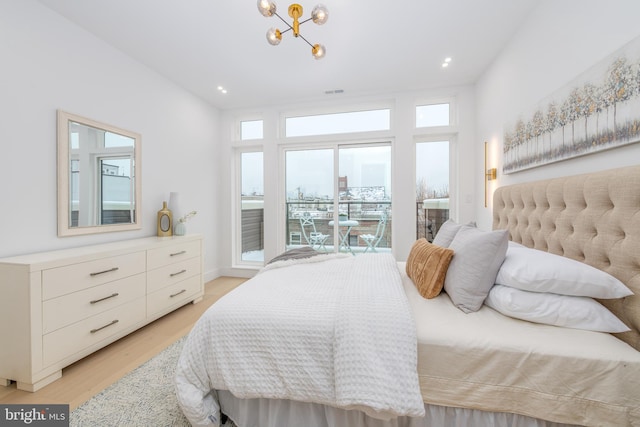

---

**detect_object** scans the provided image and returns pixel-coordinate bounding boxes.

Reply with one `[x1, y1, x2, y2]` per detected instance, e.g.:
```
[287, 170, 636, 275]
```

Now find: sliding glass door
[285, 143, 391, 255]
[285, 148, 335, 251]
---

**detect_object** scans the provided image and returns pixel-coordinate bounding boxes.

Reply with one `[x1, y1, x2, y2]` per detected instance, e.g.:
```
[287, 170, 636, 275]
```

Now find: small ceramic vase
[174, 221, 186, 236]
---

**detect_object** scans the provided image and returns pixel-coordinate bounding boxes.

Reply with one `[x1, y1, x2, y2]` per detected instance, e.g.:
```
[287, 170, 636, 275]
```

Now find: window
[416, 141, 449, 241]
[240, 120, 263, 140]
[416, 103, 450, 128]
[285, 109, 391, 137]
[239, 151, 264, 263]
[99, 157, 134, 225]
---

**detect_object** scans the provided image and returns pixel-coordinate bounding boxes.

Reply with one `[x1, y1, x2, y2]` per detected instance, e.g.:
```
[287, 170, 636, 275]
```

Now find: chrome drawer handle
[90, 319, 119, 334]
[170, 250, 187, 257]
[170, 269, 187, 277]
[170, 289, 187, 298]
[90, 293, 119, 304]
[90, 267, 119, 277]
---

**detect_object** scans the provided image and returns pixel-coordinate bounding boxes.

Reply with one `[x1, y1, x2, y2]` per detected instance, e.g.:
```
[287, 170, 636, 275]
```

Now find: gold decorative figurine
[157, 201, 173, 236]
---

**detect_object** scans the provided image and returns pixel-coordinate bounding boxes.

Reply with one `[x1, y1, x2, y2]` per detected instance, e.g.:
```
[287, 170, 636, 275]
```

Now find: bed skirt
[217, 390, 580, 427]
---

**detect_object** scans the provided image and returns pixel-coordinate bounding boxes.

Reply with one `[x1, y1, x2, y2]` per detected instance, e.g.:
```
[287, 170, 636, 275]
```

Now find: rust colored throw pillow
[406, 239, 454, 299]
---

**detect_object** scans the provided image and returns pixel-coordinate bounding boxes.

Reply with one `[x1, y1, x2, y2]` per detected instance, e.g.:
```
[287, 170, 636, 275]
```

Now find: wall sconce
[487, 167, 497, 180]
[484, 141, 497, 208]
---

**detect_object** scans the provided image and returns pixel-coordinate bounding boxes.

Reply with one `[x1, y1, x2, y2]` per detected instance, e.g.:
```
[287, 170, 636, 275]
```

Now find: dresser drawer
[43, 297, 146, 367]
[147, 275, 201, 316]
[42, 273, 146, 334]
[147, 257, 201, 294]
[42, 251, 146, 300]
[147, 240, 200, 271]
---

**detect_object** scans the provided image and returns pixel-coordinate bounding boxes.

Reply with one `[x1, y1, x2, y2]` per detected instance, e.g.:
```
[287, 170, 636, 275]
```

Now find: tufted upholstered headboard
[492, 165, 640, 351]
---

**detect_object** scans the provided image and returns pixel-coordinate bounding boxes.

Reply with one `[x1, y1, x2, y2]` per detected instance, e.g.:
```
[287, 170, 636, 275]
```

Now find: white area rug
[71, 336, 233, 426]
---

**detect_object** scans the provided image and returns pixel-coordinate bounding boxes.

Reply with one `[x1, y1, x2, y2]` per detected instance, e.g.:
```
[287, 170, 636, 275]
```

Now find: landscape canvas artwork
[503, 36, 640, 174]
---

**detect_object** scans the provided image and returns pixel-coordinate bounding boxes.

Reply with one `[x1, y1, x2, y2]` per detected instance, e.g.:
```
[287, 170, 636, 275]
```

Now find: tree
[503, 131, 513, 169]
[559, 98, 571, 151]
[580, 83, 597, 146]
[567, 87, 582, 147]
[531, 109, 545, 160]
[593, 84, 607, 143]
[416, 177, 429, 202]
[514, 119, 526, 166]
[545, 101, 559, 155]
[605, 57, 634, 137]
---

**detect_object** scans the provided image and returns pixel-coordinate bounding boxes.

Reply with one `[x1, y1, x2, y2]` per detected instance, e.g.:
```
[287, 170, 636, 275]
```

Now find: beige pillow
[406, 239, 454, 299]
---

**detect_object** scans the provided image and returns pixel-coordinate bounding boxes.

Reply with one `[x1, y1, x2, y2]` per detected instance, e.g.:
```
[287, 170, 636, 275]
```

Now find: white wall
[475, 0, 640, 229]
[10, 0, 638, 277]
[0, 1, 222, 280]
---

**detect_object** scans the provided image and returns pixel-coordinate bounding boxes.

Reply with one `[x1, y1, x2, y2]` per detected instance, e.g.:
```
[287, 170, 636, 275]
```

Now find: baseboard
[204, 267, 257, 282]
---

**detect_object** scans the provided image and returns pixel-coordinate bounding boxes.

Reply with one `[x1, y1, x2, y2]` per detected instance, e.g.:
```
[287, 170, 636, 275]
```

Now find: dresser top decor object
[174, 211, 197, 236]
[157, 201, 173, 237]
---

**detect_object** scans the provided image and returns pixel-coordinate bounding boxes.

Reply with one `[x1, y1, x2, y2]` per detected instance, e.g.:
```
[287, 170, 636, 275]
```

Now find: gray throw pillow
[432, 219, 476, 247]
[444, 226, 509, 313]
[432, 220, 463, 247]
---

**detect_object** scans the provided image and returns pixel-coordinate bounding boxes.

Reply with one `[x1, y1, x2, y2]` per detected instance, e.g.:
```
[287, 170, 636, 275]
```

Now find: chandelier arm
[297, 32, 314, 48]
[274, 12, 294, 32]
[299, 17, 313, 25]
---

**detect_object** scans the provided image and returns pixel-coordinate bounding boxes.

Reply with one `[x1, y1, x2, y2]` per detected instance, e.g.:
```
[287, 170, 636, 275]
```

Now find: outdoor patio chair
[360, 213, 387, 253]
[299, 212, 329, 251]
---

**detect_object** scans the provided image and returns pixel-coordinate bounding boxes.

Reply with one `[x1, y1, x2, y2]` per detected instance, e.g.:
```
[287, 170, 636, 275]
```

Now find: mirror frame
[57, 110, 142, 237]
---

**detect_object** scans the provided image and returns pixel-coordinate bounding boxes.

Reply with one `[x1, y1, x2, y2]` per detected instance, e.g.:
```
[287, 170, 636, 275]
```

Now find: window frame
[240, 119, 264, 141]
[414, 97, 457, 131]
[284, 108, 391, 138]
[413, 133, 458, 227]
[234, 114, 265, 142]
[279, 101, 395, 144]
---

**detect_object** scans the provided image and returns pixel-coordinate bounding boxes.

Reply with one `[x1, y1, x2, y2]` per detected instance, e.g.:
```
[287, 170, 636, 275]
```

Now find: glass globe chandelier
[257, 1, 329, 60]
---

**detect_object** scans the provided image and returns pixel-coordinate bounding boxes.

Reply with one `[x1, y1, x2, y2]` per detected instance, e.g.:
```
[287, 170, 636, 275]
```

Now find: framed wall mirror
[57, 110, 142, 237]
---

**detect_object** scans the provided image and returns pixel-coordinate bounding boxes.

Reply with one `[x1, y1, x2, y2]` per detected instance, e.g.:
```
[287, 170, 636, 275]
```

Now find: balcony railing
[286, 200, 391, 253]
[240, 199, 449, 256]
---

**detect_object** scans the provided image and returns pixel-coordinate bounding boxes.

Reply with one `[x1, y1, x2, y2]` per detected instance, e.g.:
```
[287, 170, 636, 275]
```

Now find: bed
[175, 165, 640, 427]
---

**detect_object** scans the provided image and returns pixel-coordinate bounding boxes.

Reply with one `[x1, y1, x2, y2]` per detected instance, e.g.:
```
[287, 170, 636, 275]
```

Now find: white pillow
[485, 285, 630, 333]
[444, 226, 509, 313]
[496, 243, 633, 299]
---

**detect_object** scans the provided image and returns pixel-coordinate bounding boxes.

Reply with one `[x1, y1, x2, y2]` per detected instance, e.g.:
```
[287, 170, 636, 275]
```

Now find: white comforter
[175, 253, 425, 426]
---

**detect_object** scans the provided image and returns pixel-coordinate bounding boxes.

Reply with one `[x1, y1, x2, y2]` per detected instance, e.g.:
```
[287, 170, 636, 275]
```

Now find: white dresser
[0, 235, 203, 392]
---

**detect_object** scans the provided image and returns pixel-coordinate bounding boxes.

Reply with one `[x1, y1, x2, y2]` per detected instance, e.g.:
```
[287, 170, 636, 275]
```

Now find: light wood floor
[0, 276, 245, 410]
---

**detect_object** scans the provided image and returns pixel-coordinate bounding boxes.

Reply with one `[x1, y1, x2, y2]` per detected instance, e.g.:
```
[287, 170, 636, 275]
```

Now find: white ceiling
[36, 0, 538, 110]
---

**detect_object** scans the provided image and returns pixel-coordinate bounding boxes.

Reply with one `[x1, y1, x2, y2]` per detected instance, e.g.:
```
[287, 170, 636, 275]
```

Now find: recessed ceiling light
[217, 86, 227, 94]
[444, 57, 452, 63]
[442, 62, 449, 68]
[324, 89, 344, 95]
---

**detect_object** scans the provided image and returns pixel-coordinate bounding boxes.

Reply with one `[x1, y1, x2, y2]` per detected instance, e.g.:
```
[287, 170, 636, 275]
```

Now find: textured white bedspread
[175, 253, 425, 426]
